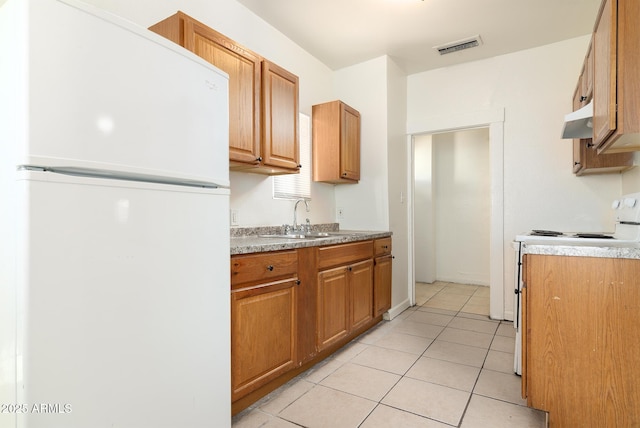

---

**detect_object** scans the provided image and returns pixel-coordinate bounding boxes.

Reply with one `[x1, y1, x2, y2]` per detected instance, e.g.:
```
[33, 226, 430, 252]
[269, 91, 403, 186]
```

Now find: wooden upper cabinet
[592, 0, 617, 149]
[341, 105, 361, 181]
[581, 44, 594, 100]
[312, 100, 361, 184]
[592, 0, 640, 153]
[261, 60, 300, 172]
[149, 12, 300, 174]
[572, 52, 633, 175]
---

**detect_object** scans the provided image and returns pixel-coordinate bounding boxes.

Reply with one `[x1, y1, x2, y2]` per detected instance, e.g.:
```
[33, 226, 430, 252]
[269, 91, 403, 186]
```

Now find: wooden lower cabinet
[374, 254, 392, 316]
[316, 265, 350, 350]
[231, 237, 390, 414]
[522, 254, 640, 427]
[231, 278, 297, 402]
[350, 259, 374, 331]
[316, 258, 373, 351]
[374, 238, 392, 316]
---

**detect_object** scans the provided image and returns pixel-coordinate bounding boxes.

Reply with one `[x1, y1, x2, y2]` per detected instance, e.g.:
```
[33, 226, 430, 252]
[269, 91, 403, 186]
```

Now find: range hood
[561, 100, 593, 139]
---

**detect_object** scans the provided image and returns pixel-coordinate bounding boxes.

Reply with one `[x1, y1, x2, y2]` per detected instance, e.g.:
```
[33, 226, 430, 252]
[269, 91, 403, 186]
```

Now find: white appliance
[512, 192, 640, 375]
[0, 0, 231, 427]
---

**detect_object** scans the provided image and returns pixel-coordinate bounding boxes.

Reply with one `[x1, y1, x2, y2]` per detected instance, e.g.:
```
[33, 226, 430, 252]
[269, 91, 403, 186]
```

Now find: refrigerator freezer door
[20, 0, 229, 186]
[15, 171, 230, 427]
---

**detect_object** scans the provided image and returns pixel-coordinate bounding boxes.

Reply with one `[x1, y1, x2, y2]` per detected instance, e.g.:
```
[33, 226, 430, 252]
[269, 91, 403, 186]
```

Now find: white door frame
[407, 108, 505, 320]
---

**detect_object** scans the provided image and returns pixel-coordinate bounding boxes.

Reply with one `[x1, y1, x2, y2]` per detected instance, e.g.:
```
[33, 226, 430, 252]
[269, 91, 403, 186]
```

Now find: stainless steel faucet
[293, 199, 310, 231]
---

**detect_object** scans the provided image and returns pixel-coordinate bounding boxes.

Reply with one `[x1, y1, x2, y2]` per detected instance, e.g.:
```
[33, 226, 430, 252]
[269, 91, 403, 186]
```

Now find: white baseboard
[384, 298, 411, 321]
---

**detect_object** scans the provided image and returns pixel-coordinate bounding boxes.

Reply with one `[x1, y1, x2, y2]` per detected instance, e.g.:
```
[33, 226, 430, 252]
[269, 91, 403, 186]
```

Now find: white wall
[385, 57, 410, 317]
[333, 56, 390, 231]
[332, 55, 411, 317]
[408, 35, 624, 318]
[433, 129, 491, 285]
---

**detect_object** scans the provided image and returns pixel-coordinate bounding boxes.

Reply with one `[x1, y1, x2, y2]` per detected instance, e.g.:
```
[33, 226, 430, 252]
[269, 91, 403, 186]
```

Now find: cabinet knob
[296, 280, 301, 286]
[580, 95, 588, 102]
[586, 142, 594, 148]
[256, 157, 263, 162]
[342, 172, 347, 176]
[266, 265, 274, 271]
[347, 266, 352, 272]
[574, 161, 581, 166]
[297, 164, 302, 169]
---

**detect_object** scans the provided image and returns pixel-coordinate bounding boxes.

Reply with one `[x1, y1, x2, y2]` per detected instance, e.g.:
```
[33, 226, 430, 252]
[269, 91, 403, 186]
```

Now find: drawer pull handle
[266, 265, 274, 271]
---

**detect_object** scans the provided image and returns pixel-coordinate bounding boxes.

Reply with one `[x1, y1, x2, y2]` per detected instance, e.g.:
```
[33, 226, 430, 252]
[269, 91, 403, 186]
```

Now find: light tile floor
[232, 281, 546, 428]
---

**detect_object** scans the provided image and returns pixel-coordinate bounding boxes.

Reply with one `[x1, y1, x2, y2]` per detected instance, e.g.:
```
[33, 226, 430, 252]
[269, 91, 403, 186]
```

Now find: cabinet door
[592, 0, 617, 148]
[340, 103, 361, 181]
[231, 279, 297, 401]
[350, 259, 374, 331]
[316, 266, 350, 351]
[261, 60, 300, 171]
[524, 255, 640, 427]
[183, 18, 262, 166]
[374, 254, 392, 317]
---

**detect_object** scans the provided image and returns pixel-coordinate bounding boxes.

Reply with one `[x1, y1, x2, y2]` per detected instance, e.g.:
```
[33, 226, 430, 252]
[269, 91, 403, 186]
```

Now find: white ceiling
[235, 0, 602, 74]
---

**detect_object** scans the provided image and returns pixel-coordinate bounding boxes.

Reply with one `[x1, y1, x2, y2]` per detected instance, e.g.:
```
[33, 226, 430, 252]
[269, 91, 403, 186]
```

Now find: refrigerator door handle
[18, 165, 230, 189]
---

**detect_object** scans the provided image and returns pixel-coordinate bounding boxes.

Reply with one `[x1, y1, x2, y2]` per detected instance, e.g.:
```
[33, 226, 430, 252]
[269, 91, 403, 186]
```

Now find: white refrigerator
[0, 0, 231, 427]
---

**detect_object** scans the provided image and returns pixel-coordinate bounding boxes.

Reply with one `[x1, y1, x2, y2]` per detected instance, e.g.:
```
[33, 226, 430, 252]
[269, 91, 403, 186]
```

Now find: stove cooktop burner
[573, 233, 614, 239]
[531, 230, 564, 237]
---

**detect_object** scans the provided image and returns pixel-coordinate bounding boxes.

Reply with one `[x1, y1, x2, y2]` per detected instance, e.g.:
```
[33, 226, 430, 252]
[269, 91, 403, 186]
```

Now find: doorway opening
[407, 108, 505, 319]
[414, 127, 490, 286]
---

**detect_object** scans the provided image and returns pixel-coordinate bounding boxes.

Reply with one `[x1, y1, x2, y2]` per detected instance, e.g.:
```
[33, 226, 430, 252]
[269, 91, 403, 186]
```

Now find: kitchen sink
[258, 233, 320, 239]
[257, 231, 369, 240]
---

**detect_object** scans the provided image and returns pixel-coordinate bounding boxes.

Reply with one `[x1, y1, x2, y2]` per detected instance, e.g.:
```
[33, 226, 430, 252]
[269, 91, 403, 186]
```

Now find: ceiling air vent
[434, 35, 482, 55]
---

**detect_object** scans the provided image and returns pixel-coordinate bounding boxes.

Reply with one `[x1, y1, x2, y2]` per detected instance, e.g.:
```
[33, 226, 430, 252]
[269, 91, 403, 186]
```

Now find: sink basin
[258, 234, 318, 239]
[303, 231, 331, 237]
[323, 231, 371, 236]
[257, 231, 369, 240]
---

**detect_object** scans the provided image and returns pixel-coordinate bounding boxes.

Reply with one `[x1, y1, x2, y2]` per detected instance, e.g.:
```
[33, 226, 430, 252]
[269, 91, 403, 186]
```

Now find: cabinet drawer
[231, 250, 298, 288]
[317, 240, 373, 270]
[374, 237, 392, 256]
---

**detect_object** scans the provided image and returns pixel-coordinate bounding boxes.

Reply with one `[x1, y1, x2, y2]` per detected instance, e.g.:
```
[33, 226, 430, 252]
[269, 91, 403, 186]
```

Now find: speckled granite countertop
[522, 242, 640, 260]
[230, 223, 392, 255]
